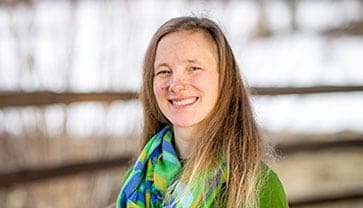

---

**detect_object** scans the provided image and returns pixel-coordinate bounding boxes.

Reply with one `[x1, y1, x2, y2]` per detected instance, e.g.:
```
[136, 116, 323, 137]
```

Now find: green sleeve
[258, 164, 289, 208]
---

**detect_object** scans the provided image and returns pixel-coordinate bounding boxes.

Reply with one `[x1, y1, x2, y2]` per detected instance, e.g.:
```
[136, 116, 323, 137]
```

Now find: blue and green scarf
[116, 126, 226, 208]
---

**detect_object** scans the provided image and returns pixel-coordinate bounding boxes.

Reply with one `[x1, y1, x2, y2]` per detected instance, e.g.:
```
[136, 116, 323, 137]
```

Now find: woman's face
[153, 30, 219, 130]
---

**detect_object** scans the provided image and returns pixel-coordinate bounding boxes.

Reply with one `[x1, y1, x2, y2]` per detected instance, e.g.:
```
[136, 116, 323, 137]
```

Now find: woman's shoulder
[258, 163, 289, 208]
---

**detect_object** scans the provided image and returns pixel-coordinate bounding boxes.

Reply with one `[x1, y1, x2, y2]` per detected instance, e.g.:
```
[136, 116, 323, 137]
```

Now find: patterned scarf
[117, 126, 226, 208]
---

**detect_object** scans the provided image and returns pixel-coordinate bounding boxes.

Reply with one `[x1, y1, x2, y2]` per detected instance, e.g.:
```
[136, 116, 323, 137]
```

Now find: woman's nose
[168, 74, 187, 93]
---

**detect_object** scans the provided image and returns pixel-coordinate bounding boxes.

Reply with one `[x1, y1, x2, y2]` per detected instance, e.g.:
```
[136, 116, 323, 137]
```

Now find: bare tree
[255, 0, 272, 38]
[284, 0, 298, 32]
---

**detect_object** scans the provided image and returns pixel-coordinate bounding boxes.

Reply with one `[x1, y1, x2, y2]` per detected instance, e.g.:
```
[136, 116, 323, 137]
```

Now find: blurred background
[0, 0, 363, 207]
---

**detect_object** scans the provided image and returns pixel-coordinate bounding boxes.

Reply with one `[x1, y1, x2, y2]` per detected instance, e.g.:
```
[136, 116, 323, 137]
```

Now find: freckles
[153, 79, 168, 94]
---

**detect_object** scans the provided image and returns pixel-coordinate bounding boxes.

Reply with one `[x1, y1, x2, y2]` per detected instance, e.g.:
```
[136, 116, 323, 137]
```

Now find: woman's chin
[171, 120, 197, 129]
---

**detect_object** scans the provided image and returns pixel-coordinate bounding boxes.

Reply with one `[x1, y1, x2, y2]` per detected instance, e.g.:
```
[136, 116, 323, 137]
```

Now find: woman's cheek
[153, 79, 168, 95]
[191, 74, 210, 89]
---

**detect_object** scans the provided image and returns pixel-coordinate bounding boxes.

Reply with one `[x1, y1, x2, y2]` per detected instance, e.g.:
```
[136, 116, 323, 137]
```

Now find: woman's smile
[169, 96, 199, 108]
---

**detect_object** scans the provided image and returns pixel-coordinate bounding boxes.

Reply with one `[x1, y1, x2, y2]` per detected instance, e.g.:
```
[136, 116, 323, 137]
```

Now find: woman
[117, 17, 289, 208]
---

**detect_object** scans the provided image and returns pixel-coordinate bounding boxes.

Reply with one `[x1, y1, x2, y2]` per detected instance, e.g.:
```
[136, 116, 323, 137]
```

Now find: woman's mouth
[169, 97, 198, 106]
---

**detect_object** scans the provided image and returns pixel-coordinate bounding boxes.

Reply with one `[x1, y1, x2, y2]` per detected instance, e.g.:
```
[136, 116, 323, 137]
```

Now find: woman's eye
[191, 66, 201, 71]
[155, 70, 171, 76]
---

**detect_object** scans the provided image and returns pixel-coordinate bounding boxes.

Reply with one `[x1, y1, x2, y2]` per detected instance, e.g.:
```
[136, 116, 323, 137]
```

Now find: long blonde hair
[140, 17, 264, 207]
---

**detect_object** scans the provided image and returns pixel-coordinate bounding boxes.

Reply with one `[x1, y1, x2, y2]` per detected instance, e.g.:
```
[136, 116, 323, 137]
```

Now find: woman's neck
[173, 126, 200, 159]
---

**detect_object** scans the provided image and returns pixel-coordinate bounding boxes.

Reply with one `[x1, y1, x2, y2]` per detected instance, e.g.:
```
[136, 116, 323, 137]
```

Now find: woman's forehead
[154, 30, 218, 66]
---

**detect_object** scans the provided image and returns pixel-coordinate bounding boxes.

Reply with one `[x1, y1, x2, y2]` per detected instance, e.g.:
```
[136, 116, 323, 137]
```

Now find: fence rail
[1, 85, 363, 108]
[275, 138, 363, 155]
[0, 91, 138, 108]
[289, 191, 363, 207]
[250, 85, 363, 96]
[0, 155, 133, 188]
[1, 138, 362, 188]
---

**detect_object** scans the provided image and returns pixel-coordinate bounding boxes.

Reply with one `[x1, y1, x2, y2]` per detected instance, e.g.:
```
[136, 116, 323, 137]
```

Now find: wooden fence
[1, 84, 363, 207]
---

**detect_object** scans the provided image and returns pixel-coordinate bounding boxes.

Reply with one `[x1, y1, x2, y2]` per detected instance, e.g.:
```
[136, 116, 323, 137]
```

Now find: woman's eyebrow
[154, 63, 170, 69]
[154, 60, 202, 70]
[185, 59, 201, 64]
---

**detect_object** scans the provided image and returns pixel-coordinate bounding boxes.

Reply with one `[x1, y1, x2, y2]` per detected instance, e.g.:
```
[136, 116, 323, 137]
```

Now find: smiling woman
[116, 16, 289, 208]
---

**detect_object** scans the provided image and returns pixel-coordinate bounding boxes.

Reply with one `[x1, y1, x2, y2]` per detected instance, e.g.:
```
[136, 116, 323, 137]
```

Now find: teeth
[173, 98, 196, 106]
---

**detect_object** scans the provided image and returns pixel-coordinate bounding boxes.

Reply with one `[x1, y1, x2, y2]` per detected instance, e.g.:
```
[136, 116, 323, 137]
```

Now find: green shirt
[258, 163, 289, 208]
